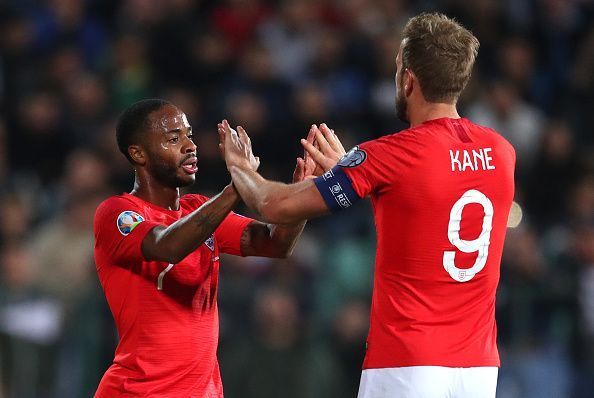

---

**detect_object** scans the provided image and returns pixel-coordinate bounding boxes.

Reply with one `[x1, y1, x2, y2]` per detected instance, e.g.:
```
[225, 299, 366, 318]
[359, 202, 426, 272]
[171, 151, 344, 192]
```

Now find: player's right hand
[218, 120, 260, 172]
[301, 123, 346, 174]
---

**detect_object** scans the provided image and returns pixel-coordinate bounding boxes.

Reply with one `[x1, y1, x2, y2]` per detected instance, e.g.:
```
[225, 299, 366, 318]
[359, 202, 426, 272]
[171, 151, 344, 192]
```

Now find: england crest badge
[204, 235, 215, 251]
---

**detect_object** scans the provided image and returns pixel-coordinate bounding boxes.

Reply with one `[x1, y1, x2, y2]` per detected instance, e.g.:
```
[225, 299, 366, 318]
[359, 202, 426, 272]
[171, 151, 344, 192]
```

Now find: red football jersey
[315, 117, 515, 368]
[93, 193, 253, 397]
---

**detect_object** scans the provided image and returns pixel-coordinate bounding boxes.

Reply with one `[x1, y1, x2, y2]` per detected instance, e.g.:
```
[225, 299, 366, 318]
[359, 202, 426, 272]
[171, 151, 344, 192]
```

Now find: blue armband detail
[313, 166, 361, 212]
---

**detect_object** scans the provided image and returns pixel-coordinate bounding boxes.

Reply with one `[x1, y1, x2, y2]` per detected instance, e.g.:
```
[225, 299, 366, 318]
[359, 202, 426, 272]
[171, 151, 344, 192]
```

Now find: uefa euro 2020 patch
[338, 146, 367, 167]
[117, 211, 145, 236]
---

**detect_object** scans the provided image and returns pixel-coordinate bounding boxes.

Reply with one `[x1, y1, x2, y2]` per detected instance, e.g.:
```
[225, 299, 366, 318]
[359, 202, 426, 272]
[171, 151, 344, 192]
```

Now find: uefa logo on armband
[117, 211, 145, 236]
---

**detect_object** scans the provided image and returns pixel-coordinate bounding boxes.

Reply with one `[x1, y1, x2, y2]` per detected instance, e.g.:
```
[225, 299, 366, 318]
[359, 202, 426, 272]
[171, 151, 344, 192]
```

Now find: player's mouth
[180, 155, 198, 174]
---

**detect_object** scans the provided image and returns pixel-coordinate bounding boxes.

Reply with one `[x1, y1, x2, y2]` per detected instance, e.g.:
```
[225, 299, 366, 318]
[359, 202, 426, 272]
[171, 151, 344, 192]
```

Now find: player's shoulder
[349, 129, 424, 167]
[361, 127, 419, 149]
[94, 194, 146, 236]
[180, 193, 209, 206]
[464, 119, 516, 156]
[95, 194, 140, 217]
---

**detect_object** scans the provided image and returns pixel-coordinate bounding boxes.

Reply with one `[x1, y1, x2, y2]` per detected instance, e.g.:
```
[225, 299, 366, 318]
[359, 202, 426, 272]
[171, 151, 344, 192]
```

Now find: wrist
[228, 164, 251, 175]
[222, 182, 241, 204]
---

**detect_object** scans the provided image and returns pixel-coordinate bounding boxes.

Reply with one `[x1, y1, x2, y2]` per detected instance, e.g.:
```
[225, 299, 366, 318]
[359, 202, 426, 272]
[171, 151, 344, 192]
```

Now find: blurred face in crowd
[137, 105, 198, 188]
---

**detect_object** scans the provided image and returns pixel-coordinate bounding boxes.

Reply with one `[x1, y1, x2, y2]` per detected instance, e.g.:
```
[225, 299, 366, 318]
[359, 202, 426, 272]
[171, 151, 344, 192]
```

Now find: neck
[130, 172, 181, 211]
[408, 102, 460, 128]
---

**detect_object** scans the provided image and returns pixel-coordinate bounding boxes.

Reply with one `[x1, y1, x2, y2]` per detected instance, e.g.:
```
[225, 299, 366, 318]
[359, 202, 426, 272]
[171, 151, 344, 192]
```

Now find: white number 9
[443, 189, 493, 282]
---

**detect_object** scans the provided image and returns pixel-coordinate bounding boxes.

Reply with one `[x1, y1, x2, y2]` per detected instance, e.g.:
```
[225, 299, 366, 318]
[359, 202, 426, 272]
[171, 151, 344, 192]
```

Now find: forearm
[268, 221, 307, 257]
[142, 184, 240, 263]
[242, 220, 306, 258]
[229, 165, 329, 224]
[228, 166, 286, 220]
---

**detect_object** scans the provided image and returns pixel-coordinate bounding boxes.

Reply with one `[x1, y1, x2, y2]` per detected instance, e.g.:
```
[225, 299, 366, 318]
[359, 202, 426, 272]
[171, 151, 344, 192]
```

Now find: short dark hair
[401, 13, 479, 103]
[115, 99, 172, 162]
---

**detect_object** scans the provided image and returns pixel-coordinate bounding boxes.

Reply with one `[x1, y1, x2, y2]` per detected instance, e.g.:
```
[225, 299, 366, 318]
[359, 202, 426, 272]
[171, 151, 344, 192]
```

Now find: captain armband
[313, 166, 361, 212]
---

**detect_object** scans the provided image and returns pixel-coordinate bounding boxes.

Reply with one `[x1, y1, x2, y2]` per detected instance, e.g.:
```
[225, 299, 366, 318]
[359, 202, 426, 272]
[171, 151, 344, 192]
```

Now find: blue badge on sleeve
[338, 146, 367, 168]
[117, 211, 145, 236]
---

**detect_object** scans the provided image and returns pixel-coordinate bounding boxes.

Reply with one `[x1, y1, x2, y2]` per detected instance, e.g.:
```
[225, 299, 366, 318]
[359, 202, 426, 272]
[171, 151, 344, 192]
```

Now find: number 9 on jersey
[443, 189, 494, 282]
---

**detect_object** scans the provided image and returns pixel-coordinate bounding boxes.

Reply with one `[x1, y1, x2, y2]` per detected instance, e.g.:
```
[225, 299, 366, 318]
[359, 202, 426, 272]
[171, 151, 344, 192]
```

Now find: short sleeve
[94, 197, 160, 268]
[314, 136, 406, 212]
[215, 212, 254, 256]
[339, 138, 398, 198]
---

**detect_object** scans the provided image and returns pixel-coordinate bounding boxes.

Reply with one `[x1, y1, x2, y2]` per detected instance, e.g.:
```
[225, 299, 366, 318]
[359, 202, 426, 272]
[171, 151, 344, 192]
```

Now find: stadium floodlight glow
[506, 201, 523, 228]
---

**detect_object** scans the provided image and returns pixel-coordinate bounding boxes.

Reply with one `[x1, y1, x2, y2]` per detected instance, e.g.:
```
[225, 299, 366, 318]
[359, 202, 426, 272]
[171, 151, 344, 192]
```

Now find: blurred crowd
[0, 0, 593, 397]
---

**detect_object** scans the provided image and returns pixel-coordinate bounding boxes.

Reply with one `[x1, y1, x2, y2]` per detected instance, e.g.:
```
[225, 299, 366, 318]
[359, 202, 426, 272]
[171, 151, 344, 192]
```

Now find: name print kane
[449, 147, 495, 172]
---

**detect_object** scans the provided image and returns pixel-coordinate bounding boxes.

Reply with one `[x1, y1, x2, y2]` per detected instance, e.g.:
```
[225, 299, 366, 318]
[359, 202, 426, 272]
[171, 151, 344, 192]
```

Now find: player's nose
[183, 136, 197, 153]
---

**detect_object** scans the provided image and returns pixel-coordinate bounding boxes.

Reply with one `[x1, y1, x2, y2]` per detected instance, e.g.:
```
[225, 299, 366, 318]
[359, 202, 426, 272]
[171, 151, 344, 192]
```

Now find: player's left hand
[301, 123, 346, 173]
[218, 120, 260, 172]
[293, 125, 318, 183]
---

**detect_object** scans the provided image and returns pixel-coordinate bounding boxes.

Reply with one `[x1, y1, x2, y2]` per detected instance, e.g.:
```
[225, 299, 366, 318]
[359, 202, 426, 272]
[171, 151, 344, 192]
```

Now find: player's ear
[404, 69, 414, 97]
[128, 145, 146, 166]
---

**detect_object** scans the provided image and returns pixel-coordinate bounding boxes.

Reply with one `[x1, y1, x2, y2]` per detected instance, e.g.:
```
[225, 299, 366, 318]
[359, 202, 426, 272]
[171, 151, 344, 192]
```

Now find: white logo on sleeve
[116, 211, 145, 236]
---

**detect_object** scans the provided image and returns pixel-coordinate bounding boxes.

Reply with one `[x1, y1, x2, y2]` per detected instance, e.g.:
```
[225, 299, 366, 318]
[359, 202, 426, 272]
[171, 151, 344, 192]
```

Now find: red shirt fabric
[93, 193, 252, 397]
[323, 118, 516, 368]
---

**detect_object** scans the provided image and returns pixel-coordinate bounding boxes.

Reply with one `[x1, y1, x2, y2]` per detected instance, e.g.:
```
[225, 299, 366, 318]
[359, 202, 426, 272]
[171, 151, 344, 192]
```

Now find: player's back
[355, 117, 515, 369]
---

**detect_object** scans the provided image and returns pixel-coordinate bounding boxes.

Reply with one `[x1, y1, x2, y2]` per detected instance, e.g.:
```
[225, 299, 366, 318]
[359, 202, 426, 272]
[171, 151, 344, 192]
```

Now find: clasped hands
[217, 119, 346, 183]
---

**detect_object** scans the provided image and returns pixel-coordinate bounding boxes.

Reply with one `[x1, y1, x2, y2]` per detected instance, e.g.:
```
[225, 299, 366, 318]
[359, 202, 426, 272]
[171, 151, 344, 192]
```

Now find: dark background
[0, 0, 593, 397]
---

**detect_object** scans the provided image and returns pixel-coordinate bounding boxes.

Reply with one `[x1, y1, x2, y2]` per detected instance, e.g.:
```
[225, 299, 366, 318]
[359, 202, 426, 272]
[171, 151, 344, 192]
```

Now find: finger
[254, 156, 260, 171]
[223, 119, 239, 141]
[293, 157, 305, 182]
[237, 125, 250, 144]
[226, 124, 242, 148]
[222, 120, 236, 147]
[303, 125, 316, 161]
[304, 154, 316, 175]
[321, 123, 345, 153]
[237, 126, 253, 153]
[320, 123, 338, 150]
[307, 125, 316, 142]
[301, 138, 332, 170]
[314, 128, 333, 155]
[218, 127, 227, 151]
[330, 128, 346, 152]
[319, 123, 337, 151]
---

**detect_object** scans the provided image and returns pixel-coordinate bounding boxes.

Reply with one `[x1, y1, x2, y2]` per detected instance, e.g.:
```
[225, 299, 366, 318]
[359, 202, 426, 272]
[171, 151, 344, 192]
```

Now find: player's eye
[168, 136, 179, 143]
[187, 134, 194, 141]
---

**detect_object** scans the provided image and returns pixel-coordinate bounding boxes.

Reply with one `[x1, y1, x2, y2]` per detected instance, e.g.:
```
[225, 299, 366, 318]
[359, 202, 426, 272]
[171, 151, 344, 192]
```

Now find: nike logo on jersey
[449, 148, 495, 172]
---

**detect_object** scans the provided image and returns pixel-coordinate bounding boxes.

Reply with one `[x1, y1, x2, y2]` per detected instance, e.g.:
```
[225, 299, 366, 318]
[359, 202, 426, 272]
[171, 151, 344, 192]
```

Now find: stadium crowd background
[0, 0, 593, 397]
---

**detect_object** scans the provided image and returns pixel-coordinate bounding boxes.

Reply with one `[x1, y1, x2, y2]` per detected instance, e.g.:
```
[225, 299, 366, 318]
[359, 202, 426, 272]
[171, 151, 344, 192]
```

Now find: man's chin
[179, 175, 196, 187]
